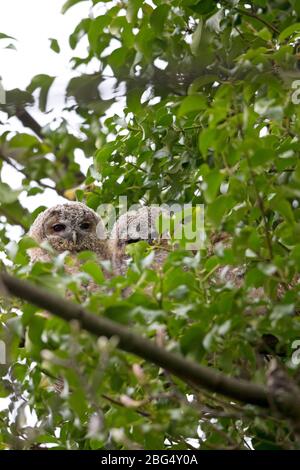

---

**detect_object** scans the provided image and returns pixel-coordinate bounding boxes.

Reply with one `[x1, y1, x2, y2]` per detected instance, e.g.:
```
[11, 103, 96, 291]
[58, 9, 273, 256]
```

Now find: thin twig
[245, 153, 273, 260]
[233, 7, 279, 34]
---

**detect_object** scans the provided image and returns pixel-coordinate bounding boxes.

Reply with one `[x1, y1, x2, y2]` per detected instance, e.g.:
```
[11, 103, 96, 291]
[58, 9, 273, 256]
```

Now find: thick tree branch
[15, 107, 44, 140]
[0, 272, 269, 408]
[13, 107, 85, 188]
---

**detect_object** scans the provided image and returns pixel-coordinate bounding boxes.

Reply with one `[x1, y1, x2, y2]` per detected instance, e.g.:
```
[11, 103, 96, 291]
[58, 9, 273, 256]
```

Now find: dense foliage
[2, 0, 300, 450]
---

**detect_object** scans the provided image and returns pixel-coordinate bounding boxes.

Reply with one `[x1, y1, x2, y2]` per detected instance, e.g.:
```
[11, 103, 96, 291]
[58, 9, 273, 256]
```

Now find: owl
[208, 232, 292, 306]
[109, 206, 170, 274]
[28, 202, 110, 289]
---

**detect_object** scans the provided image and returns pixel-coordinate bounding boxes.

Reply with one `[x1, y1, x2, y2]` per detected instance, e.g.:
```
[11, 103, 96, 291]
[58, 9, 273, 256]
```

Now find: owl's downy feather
[29, 202, 107, 254]
[109, 206, 170, 274]
[28, 202, 110, 292]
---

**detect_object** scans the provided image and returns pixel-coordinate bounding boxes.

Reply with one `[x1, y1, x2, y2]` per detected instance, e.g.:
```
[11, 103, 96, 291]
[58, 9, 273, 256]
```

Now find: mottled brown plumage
[209, 232, 296, 305]
[109, 206, 170, 274]
[28, 202, 110, 291]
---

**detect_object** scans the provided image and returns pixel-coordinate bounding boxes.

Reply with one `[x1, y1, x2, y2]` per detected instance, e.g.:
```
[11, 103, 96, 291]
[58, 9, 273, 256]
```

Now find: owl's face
[44, 209, 98, 252]
[30, 203, 106, 254]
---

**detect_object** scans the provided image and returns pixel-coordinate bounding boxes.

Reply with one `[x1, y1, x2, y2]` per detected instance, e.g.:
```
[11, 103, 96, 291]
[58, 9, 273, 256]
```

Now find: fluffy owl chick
[29, 202, 108, 263]
[109, 206, 170, 273]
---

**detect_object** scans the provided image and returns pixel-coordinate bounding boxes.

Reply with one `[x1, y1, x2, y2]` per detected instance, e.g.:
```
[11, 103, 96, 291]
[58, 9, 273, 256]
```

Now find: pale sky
[0, 0, 110, 214]
[0, 0, 91, 90]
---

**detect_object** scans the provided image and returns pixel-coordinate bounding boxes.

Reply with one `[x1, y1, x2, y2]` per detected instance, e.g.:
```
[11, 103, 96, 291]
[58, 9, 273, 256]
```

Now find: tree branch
[13, 107, 85, 188]
[15, 107, 43, 140]
[233, 7, 279, 34]
[0, 152, 64, 196]
[0, 272, 269, 408]
[245, 152, 273, 260]
[0, 206, 28, 231]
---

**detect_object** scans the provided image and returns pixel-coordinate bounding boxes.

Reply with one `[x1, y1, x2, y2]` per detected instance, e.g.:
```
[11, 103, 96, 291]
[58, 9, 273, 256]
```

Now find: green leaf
[180, 323, 205, 360]
[95, 142, 116, 171]
[198, 128, 216, 157]
[270, 195, 295, 223]
[207, 195, 235, 225]
[28, 316, 46, 347]
[0, 182, 21, 204]
[190, 19, 203, 55]
[12, 363, 28, 381]
[69, 18, 91, 49]
[278, 22, 300, 41]
[88, 15, 111, 51]
[61, 0, 88, 14]
[27, 74, 55, 112]
[108, 47, 128, 69]
[127, 88, 143, 112]
[203, 169, 224, 203]
[0, 381, 10, 398]
[49, 38, 60, 53]
[177, 94, 206, 117]
[9, 133, 39, 148]
[189, 74, 218, 93]
[0, 32, 15, 41]
[69, 388, 88, 418]
[1, 89, 34, 112]
[127, 0, 143, 23]
[187, 0, 217, 15]
[18, 236, 38, 251]
[82, 261, 105, 284]
[150, 5, 169, 34]
[66, 73, 102, 105]
[290, 0, 300, 16]
[251, 148, 275, 167]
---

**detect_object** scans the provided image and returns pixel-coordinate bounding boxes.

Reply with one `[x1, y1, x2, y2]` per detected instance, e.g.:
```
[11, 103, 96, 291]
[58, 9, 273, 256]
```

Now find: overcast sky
[0, 0, 90, 90]
[0, 0, 102, 214]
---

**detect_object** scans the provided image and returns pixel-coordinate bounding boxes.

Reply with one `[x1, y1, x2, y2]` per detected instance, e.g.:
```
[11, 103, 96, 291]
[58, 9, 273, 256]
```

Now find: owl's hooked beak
[72, 230, 77, 244]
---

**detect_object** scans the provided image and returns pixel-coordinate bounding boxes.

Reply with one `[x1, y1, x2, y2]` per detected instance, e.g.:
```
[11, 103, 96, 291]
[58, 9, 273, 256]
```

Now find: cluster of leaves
[2, 0, 300, 450]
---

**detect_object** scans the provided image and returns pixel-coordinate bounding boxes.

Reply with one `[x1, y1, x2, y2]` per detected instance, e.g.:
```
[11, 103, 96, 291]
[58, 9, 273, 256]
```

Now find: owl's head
[110, 206, 170, 265]
[29, 202, 107, 253]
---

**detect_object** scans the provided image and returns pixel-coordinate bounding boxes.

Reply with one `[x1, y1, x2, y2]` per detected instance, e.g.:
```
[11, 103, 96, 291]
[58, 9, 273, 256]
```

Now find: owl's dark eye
[80, 222, 90, 230]
[53, 223, 66, 232]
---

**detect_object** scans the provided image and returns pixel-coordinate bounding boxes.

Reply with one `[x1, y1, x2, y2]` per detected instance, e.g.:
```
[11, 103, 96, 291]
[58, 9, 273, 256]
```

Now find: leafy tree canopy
[1, 0, 300, 450]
